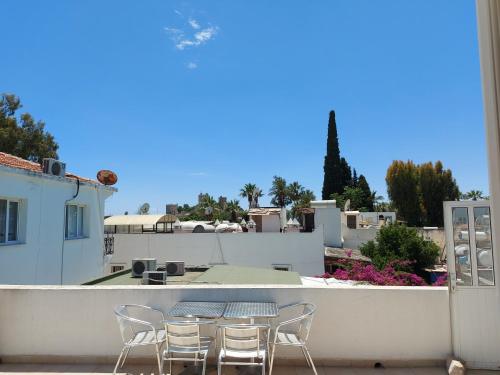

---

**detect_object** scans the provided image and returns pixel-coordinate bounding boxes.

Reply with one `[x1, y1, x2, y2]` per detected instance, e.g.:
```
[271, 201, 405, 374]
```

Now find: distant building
[248, 207, 285, 232]
[165, 203, 178, 215]
[0, 152, 116, 284]
[218, 196, 227, 209]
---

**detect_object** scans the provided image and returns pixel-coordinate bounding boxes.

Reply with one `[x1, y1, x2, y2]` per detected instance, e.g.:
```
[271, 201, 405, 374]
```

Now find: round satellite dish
[97, 170, 118, 185]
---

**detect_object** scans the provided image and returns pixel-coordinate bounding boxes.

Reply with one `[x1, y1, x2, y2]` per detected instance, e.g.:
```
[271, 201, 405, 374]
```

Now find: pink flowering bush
[319, 258, 446, 286]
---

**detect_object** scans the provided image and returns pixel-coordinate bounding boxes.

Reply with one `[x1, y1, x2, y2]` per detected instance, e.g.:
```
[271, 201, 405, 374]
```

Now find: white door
[444, 200, 500, 369]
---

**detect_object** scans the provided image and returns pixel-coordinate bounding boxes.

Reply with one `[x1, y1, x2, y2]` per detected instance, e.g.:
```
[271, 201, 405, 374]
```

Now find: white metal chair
[113, 304, 166, 375]
[217, 323, 270, 375]
[269, 303, 317, 375]
[162, 320, 214, 375]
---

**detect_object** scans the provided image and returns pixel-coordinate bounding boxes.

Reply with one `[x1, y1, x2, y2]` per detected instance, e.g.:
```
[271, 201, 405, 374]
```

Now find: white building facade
[0, 153, 116, 284]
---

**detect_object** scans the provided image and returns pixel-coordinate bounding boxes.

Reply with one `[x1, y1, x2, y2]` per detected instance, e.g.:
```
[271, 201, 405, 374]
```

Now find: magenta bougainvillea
[319, 258, 447, 287]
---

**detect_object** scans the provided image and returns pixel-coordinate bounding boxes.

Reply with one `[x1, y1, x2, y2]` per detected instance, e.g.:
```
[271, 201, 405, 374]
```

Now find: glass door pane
[474, 207, 495, 286]
[8, 201, 18, 241]
[452, 207, 472, 286]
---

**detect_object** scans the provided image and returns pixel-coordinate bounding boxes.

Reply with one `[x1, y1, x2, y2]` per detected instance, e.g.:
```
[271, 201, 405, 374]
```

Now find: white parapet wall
[0, 284, 451, 366]
[108, 229, 325, 276]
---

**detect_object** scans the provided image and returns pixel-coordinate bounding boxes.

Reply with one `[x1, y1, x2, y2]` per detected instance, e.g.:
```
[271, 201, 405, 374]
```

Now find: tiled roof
[0, 152, 99, 184]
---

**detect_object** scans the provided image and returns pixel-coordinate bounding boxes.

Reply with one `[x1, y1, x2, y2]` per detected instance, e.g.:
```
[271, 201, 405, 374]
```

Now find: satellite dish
[139, 203, 150, 215]
[97, 170, 118, 185]
[344, 199, 351, 212]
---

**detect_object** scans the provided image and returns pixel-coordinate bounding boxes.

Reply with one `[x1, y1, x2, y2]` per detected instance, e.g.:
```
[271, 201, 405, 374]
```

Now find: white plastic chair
[217, 323, 270, 375]
[269, 303, 317, 375]
[162, 320, 214, 375]
[113, 304, 166, 375]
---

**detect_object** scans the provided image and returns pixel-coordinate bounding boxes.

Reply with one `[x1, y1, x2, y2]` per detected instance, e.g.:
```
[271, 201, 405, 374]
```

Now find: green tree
[269, 176, 291, 207]
[419, 161, 460, 226]
[322, 111, 343, 199]
[226, 199, 243, 222]
[331, 186, 366, 211]
[360, 224, 440, 274]
[357, 174, 374, 211]
[386, 160, 423, 226]
[352, 168, 358, 186]
[340, 157, 352, 189]
[0, 93, 58, 162]
[291, 188, 316, 219]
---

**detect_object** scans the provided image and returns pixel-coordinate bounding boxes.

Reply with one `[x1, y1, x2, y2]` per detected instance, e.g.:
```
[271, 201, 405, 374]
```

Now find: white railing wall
[0, 284, 451, 365]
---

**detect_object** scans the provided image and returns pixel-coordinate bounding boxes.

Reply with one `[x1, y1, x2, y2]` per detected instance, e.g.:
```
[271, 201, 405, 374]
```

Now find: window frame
[65, 203, 87, 240]
[0, 198, 21, 245]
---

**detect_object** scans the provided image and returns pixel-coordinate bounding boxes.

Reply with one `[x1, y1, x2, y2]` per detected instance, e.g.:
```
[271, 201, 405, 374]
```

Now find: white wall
[0, 166, 114, 285]
[108, 230, 325, 277]
[262, 215, 281, 232]
[314, 207, 342, 247]
[0, 284, 451, 364]
[342, 225, 378, 250]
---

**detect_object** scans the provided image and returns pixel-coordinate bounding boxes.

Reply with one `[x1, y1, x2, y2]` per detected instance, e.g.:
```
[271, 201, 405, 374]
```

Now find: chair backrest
[165, 321, 202, 352]
[297, 303, 316, 342]
[220, 324, 268, 355]
[114, 304, 156, 344]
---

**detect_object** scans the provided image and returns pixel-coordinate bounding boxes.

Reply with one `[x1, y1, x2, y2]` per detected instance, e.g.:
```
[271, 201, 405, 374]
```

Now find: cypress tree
[352, 168, 358, 186]
[340, 157, 352, 189]
[357, 174, 374, 211]
[322, 111, 343, 199]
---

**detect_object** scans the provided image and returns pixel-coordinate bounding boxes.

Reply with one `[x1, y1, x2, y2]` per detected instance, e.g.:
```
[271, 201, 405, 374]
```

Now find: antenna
[139, 203, 150, 215]
[96, 170, 118, 185]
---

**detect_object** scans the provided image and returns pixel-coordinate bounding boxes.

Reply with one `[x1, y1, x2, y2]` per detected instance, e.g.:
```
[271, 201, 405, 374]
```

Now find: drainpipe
[60, 179, 80, 285]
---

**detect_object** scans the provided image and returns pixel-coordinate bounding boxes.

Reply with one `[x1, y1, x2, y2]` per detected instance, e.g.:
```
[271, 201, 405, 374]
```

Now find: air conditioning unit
[165, 261, 185, 276]
[42, 158, 66, 177]
[142, 271, 167, 285]
[132, 258, 157, 277]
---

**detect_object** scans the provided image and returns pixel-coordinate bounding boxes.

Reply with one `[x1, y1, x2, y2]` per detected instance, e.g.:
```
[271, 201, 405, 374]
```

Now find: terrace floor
[0, 363, 449, 375]
[0, 363, 495, 375]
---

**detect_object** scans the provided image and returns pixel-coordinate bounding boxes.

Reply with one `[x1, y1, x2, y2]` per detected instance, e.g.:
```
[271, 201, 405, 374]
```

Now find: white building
[0, 152, 116, 284]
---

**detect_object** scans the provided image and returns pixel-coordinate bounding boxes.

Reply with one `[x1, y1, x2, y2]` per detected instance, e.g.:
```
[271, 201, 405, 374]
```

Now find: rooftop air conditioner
[142, 271, 167, 285]
[132, 258, 157, 278]
[165, 261, 185, 276]
[42, 158, 66, 177]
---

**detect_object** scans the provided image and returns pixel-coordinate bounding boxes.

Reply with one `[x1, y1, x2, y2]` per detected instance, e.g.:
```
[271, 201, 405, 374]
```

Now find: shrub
[360, 224, 439, 275]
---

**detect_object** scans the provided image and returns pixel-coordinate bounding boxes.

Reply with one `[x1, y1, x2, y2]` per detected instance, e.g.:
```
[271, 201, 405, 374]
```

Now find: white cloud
[174, 26, 218, 50]
[188, 18, 201, 29]
[187, 62, 198, 69]
[188, 172, 207, 176]
[174, 9, 182, 16]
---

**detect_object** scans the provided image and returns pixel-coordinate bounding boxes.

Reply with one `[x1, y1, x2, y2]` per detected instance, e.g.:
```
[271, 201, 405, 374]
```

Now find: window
[65, 204, 86, 239]
[272, 264, 292, 272]
[0, 199, 19, 244]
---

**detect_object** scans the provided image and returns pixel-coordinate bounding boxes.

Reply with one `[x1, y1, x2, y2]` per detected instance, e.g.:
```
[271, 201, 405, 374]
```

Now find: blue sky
[1, 1, 487, 214]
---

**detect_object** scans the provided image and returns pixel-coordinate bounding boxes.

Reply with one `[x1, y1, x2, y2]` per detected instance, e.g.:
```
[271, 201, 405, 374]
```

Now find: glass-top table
[167, 301, 227, 319]
[223, 302, 279, 320]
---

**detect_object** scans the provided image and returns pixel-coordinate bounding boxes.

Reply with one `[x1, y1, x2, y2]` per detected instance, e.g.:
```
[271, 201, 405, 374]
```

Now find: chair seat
[164, 337, 213, 355]
[274, 331, 304, 346]
[219, 341, 267, 359]
[127, 329, 166, 346]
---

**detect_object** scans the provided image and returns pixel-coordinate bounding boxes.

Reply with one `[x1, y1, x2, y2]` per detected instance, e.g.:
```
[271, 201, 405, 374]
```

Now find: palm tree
[291, 189, 316, 219]
[269, 176, 291, 207]
[226, 199, 242, 222]
[288, 181, 305, 205]
[239, 183, 263, 209]
[198, 194, 218, 219]
[461, 190, 484, 201]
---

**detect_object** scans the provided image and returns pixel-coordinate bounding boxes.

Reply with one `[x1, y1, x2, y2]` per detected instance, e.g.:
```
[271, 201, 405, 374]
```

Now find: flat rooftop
[84, 265, 302, 286]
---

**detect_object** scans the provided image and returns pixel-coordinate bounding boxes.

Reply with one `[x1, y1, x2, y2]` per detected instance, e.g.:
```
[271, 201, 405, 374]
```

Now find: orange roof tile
[0, 152, 99, 184]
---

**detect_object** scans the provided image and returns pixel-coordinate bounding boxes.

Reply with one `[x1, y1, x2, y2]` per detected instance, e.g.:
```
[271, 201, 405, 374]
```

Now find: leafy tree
[322, 111, 343, 199]
[287, 181, 304, 203]
[331, 186, 366, 211]
[340, 157, 352, 189]
[461, 190, 485, 201]
[239, 183, 263, 209]
[226, 199, 243, 222]
[386, 160, 422, 226]
[360, 224, 440, 275]
[290, 188, 316, 219]
[0, 93, 58, 162]
[269, 176, 291, 207]
[357, 174, 374, 211]
[419, 161, 460, 226]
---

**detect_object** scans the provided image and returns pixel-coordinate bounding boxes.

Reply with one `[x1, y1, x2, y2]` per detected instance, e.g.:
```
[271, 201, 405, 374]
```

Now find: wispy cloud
[187, 62, 198, 69]
[164, 12, 219, 52]
[188, 18, 200, 29]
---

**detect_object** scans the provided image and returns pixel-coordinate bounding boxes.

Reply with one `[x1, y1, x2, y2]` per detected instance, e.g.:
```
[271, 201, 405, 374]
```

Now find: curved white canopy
[104, 214, 177, 226]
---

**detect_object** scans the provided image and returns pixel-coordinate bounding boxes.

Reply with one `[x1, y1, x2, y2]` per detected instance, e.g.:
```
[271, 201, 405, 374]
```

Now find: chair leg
[202, 357, 207, 375]
[301, 346, 311, 367]
[269, 344, 276, 375]
[303, 346, 318, 375]
[113, 347, 126, 375]
[217, 352, 222, 375]
[120, 346, 131, 368]
[262, 353, 266, 375]
[155, 343, 162, 375]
